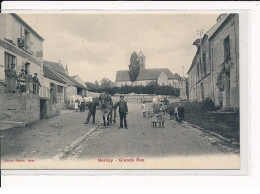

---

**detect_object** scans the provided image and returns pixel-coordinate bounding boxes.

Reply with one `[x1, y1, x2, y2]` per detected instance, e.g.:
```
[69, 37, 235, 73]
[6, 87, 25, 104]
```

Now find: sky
[19, 13, 219, 83]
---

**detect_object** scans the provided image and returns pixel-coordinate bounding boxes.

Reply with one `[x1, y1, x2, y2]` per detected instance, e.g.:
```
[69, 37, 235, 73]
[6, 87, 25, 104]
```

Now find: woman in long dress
[4, 63, 18, 93]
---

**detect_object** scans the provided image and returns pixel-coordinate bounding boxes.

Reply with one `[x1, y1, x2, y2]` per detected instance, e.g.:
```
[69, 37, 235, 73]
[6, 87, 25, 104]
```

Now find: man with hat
[4, 63, 18, 93]
[114, 95, 128, 129]
[18, 68, 27, 93]
[32, 72, 41, 95]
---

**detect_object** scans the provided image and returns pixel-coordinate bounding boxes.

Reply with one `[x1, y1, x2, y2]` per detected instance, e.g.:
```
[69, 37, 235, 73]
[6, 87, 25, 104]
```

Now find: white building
[115, 51, 181, 88]
[0, 13, 44, 94]
[115, 68, 181, 87]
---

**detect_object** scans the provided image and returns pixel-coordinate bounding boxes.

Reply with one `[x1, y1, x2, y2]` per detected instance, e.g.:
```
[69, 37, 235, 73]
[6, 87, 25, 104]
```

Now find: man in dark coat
[114, 95, 128, 129]
[32, 73, 41, 95]
[177, 103, 185, 123]
[4, 63, 18, 93]
[84, 99, 97, 125]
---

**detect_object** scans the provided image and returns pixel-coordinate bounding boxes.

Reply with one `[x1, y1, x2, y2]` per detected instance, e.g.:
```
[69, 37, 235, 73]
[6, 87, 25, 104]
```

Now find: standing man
[4, 63, 18, 93]
[84, 98, 97, 125]
[177, 103, 185, 123]
[114, 95, 128, 129]
[32, 73, 41, 95]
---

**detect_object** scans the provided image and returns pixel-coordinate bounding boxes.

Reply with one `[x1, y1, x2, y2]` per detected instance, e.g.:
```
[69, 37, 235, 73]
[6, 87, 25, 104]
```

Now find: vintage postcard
[0, 10, 247, 172]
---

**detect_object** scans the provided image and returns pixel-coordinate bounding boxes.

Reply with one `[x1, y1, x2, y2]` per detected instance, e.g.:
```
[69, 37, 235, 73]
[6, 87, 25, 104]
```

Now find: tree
[100, 77, 113, 89]
[94, 80, 100, 88]
[85, 81, 96, 89]
[128, 51, 140, 82]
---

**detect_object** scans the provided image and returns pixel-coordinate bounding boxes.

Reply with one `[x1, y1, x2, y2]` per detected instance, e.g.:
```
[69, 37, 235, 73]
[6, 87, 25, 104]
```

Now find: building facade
[187, 14, 239, 109]
[0, 13, 44, 94]
[115, 68, 181, 88]
[0, 13, 48, 125]
[43, 60, 87, 104]
[115, 51, 181, 88]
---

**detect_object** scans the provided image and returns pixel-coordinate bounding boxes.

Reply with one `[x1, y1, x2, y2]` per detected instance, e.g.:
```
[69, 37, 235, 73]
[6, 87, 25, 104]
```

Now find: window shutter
[21, 26, 25, 37]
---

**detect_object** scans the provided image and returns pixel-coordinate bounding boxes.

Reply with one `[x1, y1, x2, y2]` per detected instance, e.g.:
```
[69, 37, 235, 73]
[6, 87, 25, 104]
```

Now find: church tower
[137, 50, 146, 70]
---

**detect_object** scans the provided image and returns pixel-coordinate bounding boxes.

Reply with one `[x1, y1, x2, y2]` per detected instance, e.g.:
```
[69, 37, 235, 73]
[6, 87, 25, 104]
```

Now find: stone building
[115, 68, 181, 87]
[0, 13, 46, 127]
[0, 13, 44, 93]
[187, 13, 239, 109]
[115, 51, 181, 88]
[43, 60, 87, 104]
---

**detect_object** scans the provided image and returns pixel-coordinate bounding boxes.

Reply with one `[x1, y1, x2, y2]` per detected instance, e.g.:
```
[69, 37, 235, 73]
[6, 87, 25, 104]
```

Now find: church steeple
[137, 49, 146, 70]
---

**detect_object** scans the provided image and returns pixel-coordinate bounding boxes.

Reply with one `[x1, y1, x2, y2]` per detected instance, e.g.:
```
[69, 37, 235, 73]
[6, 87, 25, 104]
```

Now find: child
[141, 102, 147, 118]
[157, 104, 165, 128]
[75, 100, 79, 112]
[169, 104, 174, 120]
[151, 103, 160, 128]
[174, 106, 178, 121]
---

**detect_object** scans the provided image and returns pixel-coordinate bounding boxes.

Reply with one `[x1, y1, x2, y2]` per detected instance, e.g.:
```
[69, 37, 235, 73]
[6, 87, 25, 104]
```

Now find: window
[50, 83, 56, 102]
[224, 36, 231, 62]
[56, 85, 64, 102]
[24, 29, 31, 51]
[203, 53, 207, 75]
[25, 62, 30, 75]
[5, 52, 16, 70]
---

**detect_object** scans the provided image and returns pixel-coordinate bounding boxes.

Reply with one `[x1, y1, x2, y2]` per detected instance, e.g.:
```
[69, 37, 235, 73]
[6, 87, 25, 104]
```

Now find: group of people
[83, 94, 129, 129]
[74, 99, 86, 112]
[4, 63, 41, 95]
[141, 97, 185, 128]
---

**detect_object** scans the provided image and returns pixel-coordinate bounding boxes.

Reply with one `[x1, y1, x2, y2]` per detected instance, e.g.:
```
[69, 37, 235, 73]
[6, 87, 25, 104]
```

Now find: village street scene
[0, 13, 239, 167]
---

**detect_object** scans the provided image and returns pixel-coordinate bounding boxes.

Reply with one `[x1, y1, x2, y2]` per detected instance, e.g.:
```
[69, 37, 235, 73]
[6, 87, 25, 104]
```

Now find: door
[201, 83, 205, 100]
[224, 71, 231, 108]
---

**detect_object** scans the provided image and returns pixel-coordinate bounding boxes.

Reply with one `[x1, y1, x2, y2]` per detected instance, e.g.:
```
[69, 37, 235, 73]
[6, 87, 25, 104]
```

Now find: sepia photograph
[0, 12, 242, 170]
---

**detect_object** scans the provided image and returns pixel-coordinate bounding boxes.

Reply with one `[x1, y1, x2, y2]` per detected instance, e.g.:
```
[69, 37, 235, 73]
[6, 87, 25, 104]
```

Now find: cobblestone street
[1, 102, 239, 162]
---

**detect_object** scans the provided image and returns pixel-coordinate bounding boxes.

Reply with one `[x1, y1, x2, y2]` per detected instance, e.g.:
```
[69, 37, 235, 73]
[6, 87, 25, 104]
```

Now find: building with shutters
[43, 60, 88, 105]
[0, 13, 44, 94]
[187, 13, 239, 109]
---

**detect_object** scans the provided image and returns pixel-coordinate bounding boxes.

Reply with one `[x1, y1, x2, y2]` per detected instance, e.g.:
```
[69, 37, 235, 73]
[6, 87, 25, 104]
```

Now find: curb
[164, 113, 239, 145]
[52, 123, 103, 160]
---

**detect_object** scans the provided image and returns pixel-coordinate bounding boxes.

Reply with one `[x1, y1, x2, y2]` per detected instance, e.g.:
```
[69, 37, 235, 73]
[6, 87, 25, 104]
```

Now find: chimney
[65, 65, 68, 75]
[216, 14, 228, 23]
[58, 60, 62, 66]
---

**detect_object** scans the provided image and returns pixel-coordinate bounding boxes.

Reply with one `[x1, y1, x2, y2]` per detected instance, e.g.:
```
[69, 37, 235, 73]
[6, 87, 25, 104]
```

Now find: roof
[115, 68, 180, 82]
[43, 61, 65, 73]
[11, 14, 44, 41]
[205, 14, 229, 39]
[43, 65, 67, 84]
[187, 13, 232, 74]
[208, 14, 236, 40]
[44, 61, 87, 89]
[51, 67, 87, 89]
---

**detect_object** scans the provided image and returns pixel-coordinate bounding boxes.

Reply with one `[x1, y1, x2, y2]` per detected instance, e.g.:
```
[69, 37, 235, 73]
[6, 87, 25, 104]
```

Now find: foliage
[87, 84, 180, 96]
[128, 51, 140, 82]
[201, 97, 217, 111]
[100, 77, 113, 89]
[216, 67, 225, 92]
[85, 80, 100, 90]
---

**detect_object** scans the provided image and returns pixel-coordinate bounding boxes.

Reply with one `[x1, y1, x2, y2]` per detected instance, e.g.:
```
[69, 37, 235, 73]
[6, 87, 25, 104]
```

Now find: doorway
[224, 71, 231, 108]
[40, 98, 47, 119]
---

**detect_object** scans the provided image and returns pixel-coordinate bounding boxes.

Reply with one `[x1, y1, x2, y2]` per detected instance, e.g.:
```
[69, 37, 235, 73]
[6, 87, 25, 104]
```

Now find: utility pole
[197, 29, 204, 74]
[196, 29, 203, 100]
[182, 66, 184, 78]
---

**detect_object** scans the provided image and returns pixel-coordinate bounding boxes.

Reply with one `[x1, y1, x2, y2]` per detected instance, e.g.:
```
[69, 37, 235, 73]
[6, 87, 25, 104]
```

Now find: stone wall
[0, 93, 40, 125]
[113, 94, 180, 103]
